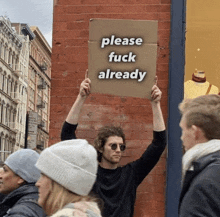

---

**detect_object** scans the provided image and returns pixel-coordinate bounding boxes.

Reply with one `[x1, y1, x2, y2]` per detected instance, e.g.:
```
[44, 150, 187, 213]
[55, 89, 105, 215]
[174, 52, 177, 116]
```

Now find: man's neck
[99, 161, 118, 170]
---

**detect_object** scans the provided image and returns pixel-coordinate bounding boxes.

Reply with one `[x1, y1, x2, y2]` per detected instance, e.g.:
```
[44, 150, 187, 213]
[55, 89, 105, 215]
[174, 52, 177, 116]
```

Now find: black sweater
[61, 121, 166, 217]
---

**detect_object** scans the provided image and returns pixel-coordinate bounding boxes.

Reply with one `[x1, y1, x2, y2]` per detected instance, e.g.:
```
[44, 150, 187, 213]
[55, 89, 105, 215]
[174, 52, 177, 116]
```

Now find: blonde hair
[43, 179, 100, 216]
[179, 94, 220, 140]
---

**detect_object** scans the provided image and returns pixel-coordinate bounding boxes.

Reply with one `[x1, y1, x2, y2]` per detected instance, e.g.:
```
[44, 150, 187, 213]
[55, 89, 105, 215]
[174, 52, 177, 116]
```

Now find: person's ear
[99, 147, 104, 153]
[191, 125, 204, 140]
[17, 177, 25, 185]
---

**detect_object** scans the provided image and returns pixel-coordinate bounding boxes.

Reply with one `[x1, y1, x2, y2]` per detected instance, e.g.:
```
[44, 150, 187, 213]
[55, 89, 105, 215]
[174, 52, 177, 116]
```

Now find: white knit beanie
[5, 149, 40, 183]
[36, 139, 98, 196]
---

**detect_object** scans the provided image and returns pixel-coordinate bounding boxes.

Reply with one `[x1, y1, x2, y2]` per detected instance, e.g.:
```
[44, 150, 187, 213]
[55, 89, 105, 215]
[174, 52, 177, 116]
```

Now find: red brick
[161, 0, 171, 4]
[136, 0, 160, 4]
[158, 21, 171, 30]
[145, 5, 160, 12]
[53, 22, 68, 31]
[159, 12, 171, 20]
[159, 4, 171, 12]
[51, 1, 171, 216]
[56, 0, 82, 5]
[64, 6, 97, 14]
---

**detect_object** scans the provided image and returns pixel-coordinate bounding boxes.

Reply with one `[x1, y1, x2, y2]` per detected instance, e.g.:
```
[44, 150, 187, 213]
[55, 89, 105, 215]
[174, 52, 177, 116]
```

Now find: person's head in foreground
[35, 139, 102, 217]
[0, 149, 40, 195]
[0, 149, 46, 217]
[179, 94, 220, 152]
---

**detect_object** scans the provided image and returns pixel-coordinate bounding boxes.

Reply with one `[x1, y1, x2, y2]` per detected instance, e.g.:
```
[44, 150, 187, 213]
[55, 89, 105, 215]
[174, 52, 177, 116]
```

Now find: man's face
[0, 165, 24, 195]
[101, 136, 125, 168]
[180, 115, 196, 151]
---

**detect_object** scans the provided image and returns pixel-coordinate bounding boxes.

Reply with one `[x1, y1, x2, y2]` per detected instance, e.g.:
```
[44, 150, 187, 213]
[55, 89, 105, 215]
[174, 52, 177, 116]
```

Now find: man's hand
[151, 76, 162, 103]
[79, 70, 91, 98]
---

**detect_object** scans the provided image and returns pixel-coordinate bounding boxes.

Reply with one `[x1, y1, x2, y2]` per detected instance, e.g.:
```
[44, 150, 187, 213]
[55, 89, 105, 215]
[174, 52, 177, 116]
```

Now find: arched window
[0, 103, 4, 124]
[14, 82, 18, 98]
[0, 133, 2, 161]
[12, 52, 15, 70]
[4, 136, 9, 160]
[5, 105, 8, 126]
[7, 76, 10, 95]
[0, 41, 2, 58]
[8, 49, 12, 64]
[4, 44, 8, 62]
[7, 75, 11, 96]
[11, 79, 14, 98]
[2, 72, 6, 92]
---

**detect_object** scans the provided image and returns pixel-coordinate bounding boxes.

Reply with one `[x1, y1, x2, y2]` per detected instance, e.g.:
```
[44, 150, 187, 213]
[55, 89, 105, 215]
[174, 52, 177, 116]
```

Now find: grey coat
[179, 151, 220, 216]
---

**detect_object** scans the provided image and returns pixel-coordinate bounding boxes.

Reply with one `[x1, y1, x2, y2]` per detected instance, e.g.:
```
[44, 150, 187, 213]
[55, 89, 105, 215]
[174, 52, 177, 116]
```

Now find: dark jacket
[0, 183, 46, 217]
[179, 151, 220, 217]
[0, 193, 5, 203]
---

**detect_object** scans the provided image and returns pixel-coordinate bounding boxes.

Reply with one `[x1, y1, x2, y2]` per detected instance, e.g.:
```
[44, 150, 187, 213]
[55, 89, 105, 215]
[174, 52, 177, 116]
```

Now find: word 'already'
[98, 69, 147, 82]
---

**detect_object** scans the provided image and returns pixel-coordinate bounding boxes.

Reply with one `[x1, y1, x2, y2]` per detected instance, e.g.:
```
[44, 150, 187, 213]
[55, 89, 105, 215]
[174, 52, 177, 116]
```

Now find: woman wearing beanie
[35, 139, 102, 217]
[0, 149, 46, 217]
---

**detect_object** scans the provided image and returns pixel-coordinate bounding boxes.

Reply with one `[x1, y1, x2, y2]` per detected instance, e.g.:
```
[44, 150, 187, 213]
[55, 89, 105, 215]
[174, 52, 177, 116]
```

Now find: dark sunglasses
[110, 143, 126, 151]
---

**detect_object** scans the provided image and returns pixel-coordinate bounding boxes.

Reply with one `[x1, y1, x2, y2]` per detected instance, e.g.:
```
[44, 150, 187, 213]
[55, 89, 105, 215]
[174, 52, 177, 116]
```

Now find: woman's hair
[43, 178, 101, 216]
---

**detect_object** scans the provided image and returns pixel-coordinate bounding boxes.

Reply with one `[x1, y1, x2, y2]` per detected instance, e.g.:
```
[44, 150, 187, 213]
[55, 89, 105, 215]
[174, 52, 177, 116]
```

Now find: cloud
[0, 0, 53, 45]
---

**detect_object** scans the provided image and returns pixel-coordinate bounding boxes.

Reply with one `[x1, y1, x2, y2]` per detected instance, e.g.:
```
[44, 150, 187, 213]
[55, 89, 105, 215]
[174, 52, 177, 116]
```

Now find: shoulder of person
[6, 198, 46, 217]
[51, 202, 101, 217]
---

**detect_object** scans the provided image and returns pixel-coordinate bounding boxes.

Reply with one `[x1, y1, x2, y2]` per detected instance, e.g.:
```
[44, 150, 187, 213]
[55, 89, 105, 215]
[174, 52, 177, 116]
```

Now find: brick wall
[50, 0, 171, 216]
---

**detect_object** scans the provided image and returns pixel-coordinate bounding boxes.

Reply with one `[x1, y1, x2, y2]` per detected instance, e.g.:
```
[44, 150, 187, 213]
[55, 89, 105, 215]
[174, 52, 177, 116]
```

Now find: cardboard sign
[88, 19, 158, 98]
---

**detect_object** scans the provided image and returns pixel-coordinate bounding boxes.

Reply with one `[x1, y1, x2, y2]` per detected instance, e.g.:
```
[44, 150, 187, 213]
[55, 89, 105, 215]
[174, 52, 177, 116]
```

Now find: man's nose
[115, 145, 121, 152]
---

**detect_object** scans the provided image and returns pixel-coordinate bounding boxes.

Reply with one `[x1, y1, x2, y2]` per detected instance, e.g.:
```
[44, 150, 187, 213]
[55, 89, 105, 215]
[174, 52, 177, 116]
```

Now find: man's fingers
[155, 76, 158, 85]
[85, 69, 88, 79]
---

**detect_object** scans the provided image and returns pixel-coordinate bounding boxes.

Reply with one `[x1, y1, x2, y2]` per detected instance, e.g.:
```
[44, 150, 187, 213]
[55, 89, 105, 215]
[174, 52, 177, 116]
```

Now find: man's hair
[179, 94, 220, 140]
[94, 125, 126, 162]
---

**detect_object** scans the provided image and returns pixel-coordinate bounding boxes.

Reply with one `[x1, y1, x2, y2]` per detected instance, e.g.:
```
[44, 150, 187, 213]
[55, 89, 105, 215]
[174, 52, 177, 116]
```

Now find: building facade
[0, 16, 52, 161]
[28, 26, 51, 151]
[0, 16, 31, 161]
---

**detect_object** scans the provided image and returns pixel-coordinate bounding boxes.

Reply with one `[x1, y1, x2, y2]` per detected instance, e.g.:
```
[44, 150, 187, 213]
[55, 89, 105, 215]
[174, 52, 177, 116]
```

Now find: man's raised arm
[66, 77, 91, 124]
[61, 71, 91, 140]
[150, 79, 166, 132]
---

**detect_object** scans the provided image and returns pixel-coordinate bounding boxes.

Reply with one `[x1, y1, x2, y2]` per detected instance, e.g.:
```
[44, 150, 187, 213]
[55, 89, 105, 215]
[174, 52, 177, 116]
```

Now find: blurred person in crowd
[179, 94, 220, 216]
[35, 139, 102, 217]
[0, 149, 46, 217]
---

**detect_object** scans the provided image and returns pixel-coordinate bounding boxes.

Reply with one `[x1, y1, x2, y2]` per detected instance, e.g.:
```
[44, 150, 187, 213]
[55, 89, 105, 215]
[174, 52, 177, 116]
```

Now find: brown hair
[43, 179, 100, 216]
[179, 94, 220, 140]
[94, 125, 126, 162]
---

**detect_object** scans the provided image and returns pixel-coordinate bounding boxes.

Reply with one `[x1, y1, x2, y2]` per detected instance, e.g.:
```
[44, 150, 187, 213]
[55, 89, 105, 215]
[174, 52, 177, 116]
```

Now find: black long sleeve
[61, 121, 78, 141]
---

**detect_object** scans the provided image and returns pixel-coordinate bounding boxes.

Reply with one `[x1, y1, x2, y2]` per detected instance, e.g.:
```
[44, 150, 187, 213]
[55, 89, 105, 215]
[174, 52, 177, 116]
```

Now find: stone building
[0, 16, 33, 160]
[28, 26, 51, 151]
[0, 16, 52, 161]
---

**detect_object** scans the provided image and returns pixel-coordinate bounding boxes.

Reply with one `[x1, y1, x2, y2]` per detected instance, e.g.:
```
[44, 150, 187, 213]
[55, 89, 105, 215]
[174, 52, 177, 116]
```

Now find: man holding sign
[61, 71, 166, 217]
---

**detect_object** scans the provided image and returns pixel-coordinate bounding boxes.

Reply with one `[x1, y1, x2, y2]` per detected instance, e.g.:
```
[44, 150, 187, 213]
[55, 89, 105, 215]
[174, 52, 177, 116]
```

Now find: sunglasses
[110, 143, 126, 151]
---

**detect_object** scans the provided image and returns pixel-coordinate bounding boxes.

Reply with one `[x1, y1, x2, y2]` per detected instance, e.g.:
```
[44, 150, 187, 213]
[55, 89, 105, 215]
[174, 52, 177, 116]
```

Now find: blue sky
[0, 0, 53, 47]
